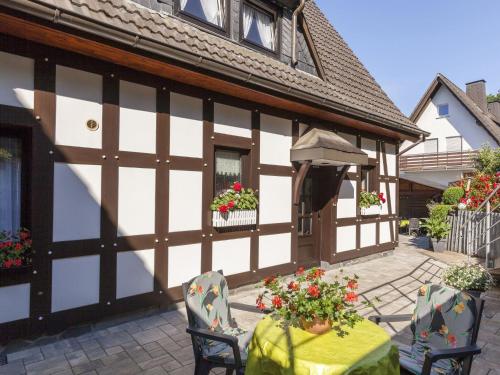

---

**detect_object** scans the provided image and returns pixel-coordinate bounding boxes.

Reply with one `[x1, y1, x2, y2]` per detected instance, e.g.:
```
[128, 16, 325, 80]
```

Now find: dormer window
[242, 2, 276, 52]
[437, 103, 449, 117]
[178, 0, 225, 28]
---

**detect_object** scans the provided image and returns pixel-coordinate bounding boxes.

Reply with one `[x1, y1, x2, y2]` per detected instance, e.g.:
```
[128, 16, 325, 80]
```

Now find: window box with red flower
[210, 182, 258, 229]
[0, 228, 32, 274]
[359, 191, 386, 216]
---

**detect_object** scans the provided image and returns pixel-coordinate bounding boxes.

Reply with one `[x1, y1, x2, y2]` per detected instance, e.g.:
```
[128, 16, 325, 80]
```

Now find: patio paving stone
[1, 235, 500, 374]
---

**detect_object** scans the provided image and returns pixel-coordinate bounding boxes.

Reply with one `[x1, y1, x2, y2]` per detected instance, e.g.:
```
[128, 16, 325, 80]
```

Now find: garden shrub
[442, 186, 464, 205]
[428, 203, 453, 221]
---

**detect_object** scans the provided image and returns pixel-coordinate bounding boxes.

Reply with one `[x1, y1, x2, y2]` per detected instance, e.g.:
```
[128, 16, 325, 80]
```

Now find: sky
[315, 0, 500, 116]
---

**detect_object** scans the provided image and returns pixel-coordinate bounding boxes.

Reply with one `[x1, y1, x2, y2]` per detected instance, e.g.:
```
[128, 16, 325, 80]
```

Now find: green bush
[428, 203, 453, 221]
[442, 187, 464, 205]
[474, 144, 500, 175]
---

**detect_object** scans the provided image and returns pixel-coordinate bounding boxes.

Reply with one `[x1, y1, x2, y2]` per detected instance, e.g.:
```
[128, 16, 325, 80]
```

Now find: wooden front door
[297, 166, 343, 264]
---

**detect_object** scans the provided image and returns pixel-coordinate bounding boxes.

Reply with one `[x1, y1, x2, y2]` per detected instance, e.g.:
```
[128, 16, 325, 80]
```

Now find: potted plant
[442, 263, 495, 297]
[421, 216, 450, 252]
[211, 182, 258, 228]
[0, 228, 32, 272]
[256, 267, 366, 335]
[359, 191, 385, 216]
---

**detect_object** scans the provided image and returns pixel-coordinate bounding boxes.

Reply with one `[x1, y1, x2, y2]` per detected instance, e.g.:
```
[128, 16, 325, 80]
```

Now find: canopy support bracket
[293, 161, 311, 206]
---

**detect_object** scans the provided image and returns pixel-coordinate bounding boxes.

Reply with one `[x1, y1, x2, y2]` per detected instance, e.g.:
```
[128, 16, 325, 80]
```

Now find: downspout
[291, 0, 306, 67]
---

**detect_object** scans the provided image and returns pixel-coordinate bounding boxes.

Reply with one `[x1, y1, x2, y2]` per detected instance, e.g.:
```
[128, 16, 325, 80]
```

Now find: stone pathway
[1, 236, 499, 374]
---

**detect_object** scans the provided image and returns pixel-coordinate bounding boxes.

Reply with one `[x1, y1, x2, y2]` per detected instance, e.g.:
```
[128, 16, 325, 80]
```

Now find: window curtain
[180, 0, 188, 9]
[0, 137, 22, 233]
[216, 151, 241, 176]
[200, 0, 224, 26]
[242, 4, 254, 39]
[255, 9, 274, 50]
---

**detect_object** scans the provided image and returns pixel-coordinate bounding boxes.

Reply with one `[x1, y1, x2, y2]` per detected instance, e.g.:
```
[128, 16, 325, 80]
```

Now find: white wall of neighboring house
[401, 85, 497, 190]
[403, 85, 497, 154]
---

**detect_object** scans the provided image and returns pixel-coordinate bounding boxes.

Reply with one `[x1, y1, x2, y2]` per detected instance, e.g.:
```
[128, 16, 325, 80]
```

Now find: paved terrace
[1, 236, 499, 375]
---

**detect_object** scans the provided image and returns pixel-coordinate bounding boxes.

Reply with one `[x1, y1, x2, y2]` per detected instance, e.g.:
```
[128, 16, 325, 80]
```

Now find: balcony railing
[400, 150, 478, 172]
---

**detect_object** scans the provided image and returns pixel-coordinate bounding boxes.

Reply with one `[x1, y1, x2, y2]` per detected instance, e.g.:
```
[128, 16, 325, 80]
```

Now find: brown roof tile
[15, 0, 418, 132]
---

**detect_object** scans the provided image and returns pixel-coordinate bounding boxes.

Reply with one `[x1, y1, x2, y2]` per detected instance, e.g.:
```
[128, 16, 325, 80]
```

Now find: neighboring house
[0, 0, 422, 340]
[400, 74, 500, 218]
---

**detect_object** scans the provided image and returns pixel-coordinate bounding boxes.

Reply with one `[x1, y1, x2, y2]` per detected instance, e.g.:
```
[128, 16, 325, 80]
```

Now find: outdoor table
[245, 316, 399, 375]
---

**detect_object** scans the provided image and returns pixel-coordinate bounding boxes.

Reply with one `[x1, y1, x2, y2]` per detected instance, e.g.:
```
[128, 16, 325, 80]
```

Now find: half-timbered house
[0, 0, 423, 340]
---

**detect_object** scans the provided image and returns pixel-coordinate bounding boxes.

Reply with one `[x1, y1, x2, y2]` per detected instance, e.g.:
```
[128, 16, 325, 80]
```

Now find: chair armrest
[186, 327, 242, 368]
[230, 301, 272, 314]
[421, 345, 481, 375]
[368, 314, 413, 325]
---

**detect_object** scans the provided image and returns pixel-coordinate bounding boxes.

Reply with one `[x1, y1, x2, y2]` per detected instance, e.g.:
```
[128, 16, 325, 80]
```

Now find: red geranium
[218, 204, 228, 213]
[232, 181, 242, 192]
[227, 201, 235, 209]
[307, 285, 321, 298]
[263, 276, 276, 286]
[272, 296, 283, 308]
[256, 295, 266, 311]
[347, 279, 358, 290]
[345, 291, 358, 303]
[378, 192, 386, 204]
[295, 266, 305, 276]
[288, 281, 299, 291]
[306, 268, 325, 280]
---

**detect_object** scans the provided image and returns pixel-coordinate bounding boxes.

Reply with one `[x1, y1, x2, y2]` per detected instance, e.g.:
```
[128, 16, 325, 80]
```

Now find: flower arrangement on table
[256, 267, 374, 336]
[0, 228, 32, 270]
[359, 191, 386, 215]
[210, 182, 258, 228]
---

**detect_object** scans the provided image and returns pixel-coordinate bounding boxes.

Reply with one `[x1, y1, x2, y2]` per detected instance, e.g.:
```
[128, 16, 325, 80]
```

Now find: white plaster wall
[170, 93, 203, 158]
[337, 179, 357, 218]
[51, 255, 100, 312]
[336, 225, 356, 252]
[56, 65, 102, 149]
[404, 85, 498, 154]
[0, 51, 34, 109]
[168, 243, 201, 287]
[380, 221, 392, 244]
[0, 283, 30, 324]
[116, 249, 155, 299]
[338, 132, 358, 172]
[119, 81, 156, 154]
[360, 223, 376, 248]
[258, 233, 291, 269]
[388, 182, 396, 215]
[259, 175, 292, 224]
[168, 170, 203, 232]
[118, 167, 156, 237]
[361, 138, 377, 159]
[53, 163, 101, 242]
[212, 237, 251, 275]
[383, 143, 397, 176]
[214, 103, 251, 138]
[260, 114, 292, 166]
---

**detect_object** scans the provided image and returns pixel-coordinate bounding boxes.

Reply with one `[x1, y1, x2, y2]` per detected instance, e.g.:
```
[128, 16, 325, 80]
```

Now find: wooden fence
[447, 211, 500, 258]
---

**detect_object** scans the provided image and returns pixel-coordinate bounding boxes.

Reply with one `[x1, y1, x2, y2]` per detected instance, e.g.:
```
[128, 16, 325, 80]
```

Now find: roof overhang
[291, 128, 368, 166]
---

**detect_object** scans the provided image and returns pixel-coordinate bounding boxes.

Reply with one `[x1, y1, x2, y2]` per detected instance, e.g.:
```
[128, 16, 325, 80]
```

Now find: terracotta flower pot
[300, 317, 331, 335]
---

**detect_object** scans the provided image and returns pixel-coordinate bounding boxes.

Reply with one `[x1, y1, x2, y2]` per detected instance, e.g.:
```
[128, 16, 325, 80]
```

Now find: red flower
[347, 279, 358, 290]
[288, 281, 299, 291]
[233, 182, 242, 192]
[3, 260, 13, 269]
[19, 230, 30, 241]
[307, 285, 321, 298]
[256, 295, 266, 311]
[420, 330, 429, 339]
[344, 291, 358, 303]
[378, 193, 386, 204]
[227, 201, 235, 209]
[13, 258, 22, 267]
[272, 296, 283, 308]
[447, 334, 457, 347]
[197, 285, 203, 294]
[218, 204, 228, 213]
[15, 243, 22, 252]
[263, 276, 276, 286]
[307, 268, 325, 280]
[295, 267, 305, 276]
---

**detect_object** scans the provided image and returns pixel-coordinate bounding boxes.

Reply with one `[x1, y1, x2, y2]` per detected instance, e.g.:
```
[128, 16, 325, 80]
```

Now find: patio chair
[183, 270, 264, 375]
[408, 218, 421, 236]
[369, 283, 484, 375]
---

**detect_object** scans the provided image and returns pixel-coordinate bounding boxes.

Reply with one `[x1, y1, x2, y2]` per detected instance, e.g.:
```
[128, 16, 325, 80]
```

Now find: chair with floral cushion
[370, 283, 484, 375]
[183, 270, 263, 375]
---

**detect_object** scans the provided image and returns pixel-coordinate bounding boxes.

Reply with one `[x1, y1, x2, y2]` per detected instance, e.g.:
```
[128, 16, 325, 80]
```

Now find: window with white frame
[437, 103, 449, 117]
[179, 0, 225, 28]
[242, 2, 276, 51]
[0, 136, 22, 233]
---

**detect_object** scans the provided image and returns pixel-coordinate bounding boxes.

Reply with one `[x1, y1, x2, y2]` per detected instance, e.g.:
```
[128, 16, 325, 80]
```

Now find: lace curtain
[242, 4, 275, 50]
[215, 150, 241, 194]
[181, 0, 224, 27]
[0, 137, 22, 233]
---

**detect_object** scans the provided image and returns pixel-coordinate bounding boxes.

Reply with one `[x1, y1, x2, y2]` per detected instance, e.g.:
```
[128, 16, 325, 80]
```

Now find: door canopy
[291, 128, 368, 166]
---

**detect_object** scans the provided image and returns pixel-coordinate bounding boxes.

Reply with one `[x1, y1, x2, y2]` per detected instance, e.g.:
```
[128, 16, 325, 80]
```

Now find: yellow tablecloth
[245, 317, 399, 375]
